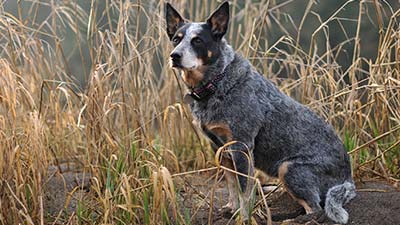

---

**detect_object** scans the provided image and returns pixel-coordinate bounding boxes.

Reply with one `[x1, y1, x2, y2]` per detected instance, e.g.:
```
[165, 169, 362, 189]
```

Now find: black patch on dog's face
[188, 23, 221, 65]
[170, 23, 222, 67]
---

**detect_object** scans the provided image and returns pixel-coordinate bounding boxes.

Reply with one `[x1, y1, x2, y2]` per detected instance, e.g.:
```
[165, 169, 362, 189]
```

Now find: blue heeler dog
[166, 1, 356, 224]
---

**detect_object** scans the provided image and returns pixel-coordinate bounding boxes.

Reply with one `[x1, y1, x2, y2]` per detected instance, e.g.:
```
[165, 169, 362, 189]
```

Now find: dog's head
[165, 2, 229, 72]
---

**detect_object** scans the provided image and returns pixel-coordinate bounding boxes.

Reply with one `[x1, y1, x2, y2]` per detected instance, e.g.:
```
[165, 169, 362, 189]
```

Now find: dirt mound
[177, 175, 400, 225]
[346, 181, 400, 225]
[44, 165, 399, 225]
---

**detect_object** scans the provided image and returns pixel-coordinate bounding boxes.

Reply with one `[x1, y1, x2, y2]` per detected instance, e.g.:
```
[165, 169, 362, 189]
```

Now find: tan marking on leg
[220, 154, 234, 168]
[278, 162, 314, 214]
[204, 122, 233, 141]
[222, 153, 255, 220]
[255, 169, 271, 186]
[298, 199, 313, 214]
[285, 190, 315, 214]
[224, 171, 239, 210]
[177, 32, 183, 37]
[221, 156, 239, 211]
[278, 161, 291, 184]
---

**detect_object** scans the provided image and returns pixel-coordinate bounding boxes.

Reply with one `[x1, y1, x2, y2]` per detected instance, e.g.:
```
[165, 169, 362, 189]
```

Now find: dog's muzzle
[170, 52, 182, 68]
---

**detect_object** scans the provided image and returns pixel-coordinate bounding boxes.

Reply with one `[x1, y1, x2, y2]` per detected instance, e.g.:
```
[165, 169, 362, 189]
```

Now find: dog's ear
[165, 2, 185, 40]
[207, 1, 229, 40]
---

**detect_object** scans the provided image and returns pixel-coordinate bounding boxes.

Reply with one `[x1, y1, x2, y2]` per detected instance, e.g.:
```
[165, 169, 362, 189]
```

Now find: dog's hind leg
[278, 162, 323, 215]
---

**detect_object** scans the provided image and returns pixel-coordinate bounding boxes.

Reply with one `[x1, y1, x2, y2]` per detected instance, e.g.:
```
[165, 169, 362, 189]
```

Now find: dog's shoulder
[191, 53, 273, 135]
[220, 53, 284, 108]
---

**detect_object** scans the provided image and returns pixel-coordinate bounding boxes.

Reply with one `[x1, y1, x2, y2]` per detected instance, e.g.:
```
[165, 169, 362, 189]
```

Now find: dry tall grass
[0, 0, 399, 224]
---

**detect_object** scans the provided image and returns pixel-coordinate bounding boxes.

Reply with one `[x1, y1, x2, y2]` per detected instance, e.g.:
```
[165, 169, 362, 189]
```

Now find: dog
[166, 1, 356, 224]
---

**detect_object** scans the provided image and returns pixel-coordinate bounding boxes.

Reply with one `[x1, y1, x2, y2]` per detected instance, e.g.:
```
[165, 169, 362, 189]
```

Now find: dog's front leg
[224, 142, 256, 220]
[220, 156, 240, 212]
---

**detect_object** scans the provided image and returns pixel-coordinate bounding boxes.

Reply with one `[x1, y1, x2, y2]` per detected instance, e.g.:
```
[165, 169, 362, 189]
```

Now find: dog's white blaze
[180, 47, 198, 69]
[173, 23, 204, 69]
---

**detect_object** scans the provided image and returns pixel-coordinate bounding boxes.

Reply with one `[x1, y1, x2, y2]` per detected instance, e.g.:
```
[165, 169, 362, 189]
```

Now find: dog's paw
[219, 201, 239, 218]
[221, 201, 238, 211]
[218, 206, 234, 218]
[261, 185, 279, 194]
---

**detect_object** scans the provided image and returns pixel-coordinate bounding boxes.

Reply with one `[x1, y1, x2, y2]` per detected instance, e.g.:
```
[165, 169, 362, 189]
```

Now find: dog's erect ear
[165, 2, 185, 40]
[207, 1, 229, 40]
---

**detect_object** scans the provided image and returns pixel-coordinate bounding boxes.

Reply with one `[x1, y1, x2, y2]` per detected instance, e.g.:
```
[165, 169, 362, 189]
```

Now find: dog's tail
[324, 181, 356, 224]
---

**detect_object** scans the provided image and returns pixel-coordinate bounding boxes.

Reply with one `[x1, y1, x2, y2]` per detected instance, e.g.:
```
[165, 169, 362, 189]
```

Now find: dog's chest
[189, 97, 221, 121]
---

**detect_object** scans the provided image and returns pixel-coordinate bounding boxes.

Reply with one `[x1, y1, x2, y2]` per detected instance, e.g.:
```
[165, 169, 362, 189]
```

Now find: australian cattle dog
[165, 1, 356, 224]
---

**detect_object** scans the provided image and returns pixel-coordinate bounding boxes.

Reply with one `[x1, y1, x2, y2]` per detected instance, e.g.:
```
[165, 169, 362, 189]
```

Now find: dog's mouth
[171, 60, 183, 69]
[170, 57, 182, 69]
[170, 60, 198, 70]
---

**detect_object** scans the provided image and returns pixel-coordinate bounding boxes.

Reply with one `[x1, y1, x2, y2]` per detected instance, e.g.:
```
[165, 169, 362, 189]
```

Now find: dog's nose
[170, 52, 182, 60]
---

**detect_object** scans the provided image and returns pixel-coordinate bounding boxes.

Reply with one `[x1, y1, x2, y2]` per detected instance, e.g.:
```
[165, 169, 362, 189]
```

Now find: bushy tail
[324, 181, 356, 224]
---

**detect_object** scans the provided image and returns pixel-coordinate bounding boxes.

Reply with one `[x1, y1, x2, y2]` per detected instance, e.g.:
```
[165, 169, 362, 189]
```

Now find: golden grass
[0, 0, 399, 224]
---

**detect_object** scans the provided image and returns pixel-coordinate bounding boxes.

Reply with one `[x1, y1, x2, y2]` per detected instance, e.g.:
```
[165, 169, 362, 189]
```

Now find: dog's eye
[191, 37, 203, 45]
[172, 37, 181, 44]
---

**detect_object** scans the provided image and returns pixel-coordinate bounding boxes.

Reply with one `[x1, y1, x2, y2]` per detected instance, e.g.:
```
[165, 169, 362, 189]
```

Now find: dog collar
[185, 69, 227, 103]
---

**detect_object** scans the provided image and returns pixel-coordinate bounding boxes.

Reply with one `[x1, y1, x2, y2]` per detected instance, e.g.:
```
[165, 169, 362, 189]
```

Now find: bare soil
[44, 165, 400, 225]
[176, 173, 400, 225]
[44, 163, 91, 223]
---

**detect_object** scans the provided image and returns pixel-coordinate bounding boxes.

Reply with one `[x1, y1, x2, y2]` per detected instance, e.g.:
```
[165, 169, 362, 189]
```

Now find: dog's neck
[181, 39, 235, 89]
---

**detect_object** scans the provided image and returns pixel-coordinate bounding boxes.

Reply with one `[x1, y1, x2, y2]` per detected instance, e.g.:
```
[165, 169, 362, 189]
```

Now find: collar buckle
[190, 91, 202, 101]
